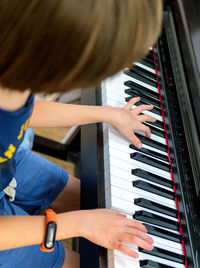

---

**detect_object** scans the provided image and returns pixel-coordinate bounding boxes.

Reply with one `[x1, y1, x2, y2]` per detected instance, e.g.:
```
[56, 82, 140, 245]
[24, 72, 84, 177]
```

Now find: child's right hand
[79, 209, 154, 258]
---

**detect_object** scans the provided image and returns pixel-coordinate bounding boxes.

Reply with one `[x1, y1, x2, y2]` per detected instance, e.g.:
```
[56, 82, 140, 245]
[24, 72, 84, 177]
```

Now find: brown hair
[0, 0, 162, 93]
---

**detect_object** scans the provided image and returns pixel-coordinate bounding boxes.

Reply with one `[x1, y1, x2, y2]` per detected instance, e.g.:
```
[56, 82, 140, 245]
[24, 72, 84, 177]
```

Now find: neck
[0, 87, 31, 111]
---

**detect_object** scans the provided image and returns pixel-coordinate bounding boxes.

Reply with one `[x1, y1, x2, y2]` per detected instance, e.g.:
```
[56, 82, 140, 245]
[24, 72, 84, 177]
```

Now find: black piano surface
[80, 1, 200, 267]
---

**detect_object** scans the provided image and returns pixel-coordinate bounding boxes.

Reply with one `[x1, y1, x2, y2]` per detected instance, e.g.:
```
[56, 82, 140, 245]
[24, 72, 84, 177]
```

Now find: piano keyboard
[101, 48, 186, 268]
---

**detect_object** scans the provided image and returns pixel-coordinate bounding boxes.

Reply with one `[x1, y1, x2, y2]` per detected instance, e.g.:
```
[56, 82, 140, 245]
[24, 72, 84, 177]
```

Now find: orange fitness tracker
[40, 209, 57, 252]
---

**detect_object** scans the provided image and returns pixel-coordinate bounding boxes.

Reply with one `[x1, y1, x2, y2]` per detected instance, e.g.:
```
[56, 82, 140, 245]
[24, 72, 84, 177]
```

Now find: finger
[124, 228, 154, 245]
[124, 97, 140, 110]
[120, 233, 154, 251]
[138, 114, 156, 123]
[117, 243, 139, 258]
[109, 210, 127, 218]
[139, 124, 151, 138]
[134, 104, 153, 115]
[129, 133, 142, 149]
[125, 219, 147, 233]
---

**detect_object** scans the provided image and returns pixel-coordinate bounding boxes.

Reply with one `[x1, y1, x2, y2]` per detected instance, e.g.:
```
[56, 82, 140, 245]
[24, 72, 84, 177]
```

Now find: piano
[80, 0, 200, 267]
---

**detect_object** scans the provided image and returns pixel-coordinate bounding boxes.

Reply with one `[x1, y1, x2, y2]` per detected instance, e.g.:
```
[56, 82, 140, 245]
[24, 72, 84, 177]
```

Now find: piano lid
[163, 0, 200, 196]
[170, 0, 200, 136]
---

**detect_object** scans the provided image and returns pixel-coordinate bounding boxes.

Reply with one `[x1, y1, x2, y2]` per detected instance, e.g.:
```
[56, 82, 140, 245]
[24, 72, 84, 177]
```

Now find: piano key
[140, 259, 173, 268]
[144, 223, 182, 244]
[110, 182, 176, 211]
[105, 94, 163, 122]
[134, 62, 156, 74]
[139, 247, 185, 264]
[131, 153, 171, 173]
[125, 97, 162, 116]
[134, 198, 178, 218]
[141, 58, 155, 69]
[110, 166, 172, 193]
[114, 249, 185, 268]
[132, 169, 173, 188]
[132, 180, 175, 200]
[129, 145, 169, 162]
[126, 232, 183, 255]
[109, 149, 171, 179]
[109, 191, 177, 224]
[135, 134, 167, 152]
[145, 53, 154, 62]
[109, 132, 166, 159]
[129, 65, 157, 81]
[104, 71, 158, 96]
[124, 80, 159, 99]
[133, 211, 180, 231]
[124, 70, 158, 88]
[143, 123, 165, 138]
[108, 127, 168, 154]
[125, 88, 161, 108]
[121, 72, 159, 93]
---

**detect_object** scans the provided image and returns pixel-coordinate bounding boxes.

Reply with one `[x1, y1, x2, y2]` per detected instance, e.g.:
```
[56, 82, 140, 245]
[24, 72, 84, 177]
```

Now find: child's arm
[0, 209, 153, 258]
[29, 97, 156, 148]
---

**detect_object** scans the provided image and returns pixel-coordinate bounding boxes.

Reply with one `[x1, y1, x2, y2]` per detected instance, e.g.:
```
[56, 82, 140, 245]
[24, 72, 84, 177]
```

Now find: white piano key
[109, 138, 169, 165]
[109, 168, 173, 193]
[105, 71, 158, 94]
[114, 249, 185, 268]
[109, 165, 172, 187]
[134, 62, 156, 74]
[150, 234, 183, 253]
[108, 127, 168, 156]
[110, 184, 176, 210]
[109, 149, 171, 179]
[110, 192, 177, 222]
[105, 95, 163, 122]
[123, 73, 158, 93]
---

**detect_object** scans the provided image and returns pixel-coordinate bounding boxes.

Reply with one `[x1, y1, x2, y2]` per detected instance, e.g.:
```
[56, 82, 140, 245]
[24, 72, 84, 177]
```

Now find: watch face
[45, 221, 57, 249]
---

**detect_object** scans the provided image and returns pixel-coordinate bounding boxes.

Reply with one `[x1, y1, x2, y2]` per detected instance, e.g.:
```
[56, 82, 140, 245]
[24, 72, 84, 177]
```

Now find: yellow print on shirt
[0, 117, 30, 163]
[17, 118, 30, 140]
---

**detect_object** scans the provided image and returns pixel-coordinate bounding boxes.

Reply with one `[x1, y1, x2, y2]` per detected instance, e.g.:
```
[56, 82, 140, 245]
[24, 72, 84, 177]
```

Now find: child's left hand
[107, 97, 156, 149]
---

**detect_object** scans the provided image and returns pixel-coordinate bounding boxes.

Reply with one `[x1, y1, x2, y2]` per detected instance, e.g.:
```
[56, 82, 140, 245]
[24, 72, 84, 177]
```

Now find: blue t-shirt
[0, 95, 34, 191]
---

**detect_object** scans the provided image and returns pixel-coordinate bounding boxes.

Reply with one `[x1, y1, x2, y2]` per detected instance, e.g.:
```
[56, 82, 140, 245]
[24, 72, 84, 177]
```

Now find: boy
[0, 0, 162, 267]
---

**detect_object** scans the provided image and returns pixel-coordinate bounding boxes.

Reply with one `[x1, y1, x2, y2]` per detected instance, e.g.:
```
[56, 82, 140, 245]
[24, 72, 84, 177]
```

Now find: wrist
[101, 105, 118, 125]
[56, 211, 83, 240]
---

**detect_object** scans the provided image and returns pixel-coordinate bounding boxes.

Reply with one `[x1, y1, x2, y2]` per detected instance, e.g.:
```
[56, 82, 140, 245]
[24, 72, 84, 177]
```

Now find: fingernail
[137, 143, 142, 149]
[134, 252, 139, 258]
[150, 237, 154, 244]
[148, 244, 154, 250]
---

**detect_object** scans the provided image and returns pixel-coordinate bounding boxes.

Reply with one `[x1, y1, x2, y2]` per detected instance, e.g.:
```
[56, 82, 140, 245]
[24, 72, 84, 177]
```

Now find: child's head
[0, 0, 162, 93]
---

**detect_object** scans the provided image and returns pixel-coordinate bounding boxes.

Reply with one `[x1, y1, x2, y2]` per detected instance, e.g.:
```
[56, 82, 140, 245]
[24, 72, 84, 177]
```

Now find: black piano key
[147, 49, 153, 57]
[134, 198, 178, 218]
[132, 180, 175, 200]
[141, 58, 155, 69]
[124, 70, 158, 88]
[143, 223, 182, 243]
[144, 121, 164, 131]
[130, 65, 157, 81]
[133, 211, 180, 231]
[135, 134, 168, 152]
[132, 169, 173, 189]
[129, 144, 169, 162]
[147, 119, 164, 130]
[125, 88, 161, 108]
[139, 246, 185, 264]
[140, 259, 174, 268]
[131, 153, 171, 172]
[144, 123, 165, 138]
[125, 97, 162, 116]
[145, 53, 154, 62]
[124, 80, 160, 100]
